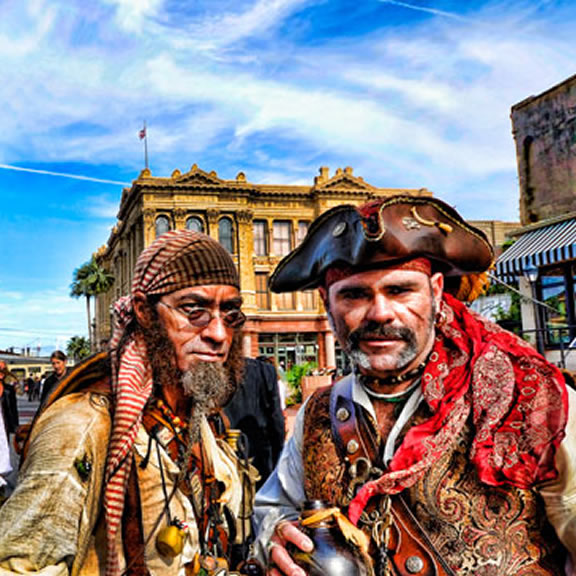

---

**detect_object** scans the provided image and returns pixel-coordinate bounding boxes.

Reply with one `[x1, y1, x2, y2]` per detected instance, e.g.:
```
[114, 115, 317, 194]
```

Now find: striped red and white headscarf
[104, 229, 239, 575]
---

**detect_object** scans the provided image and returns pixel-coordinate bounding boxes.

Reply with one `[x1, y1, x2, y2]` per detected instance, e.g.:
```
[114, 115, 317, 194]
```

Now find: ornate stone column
[142, 208, 156, 247]
[173, 207, 187, 230]
[206, 209, 220, 241]
[237, 209, 257, 312]
[243, 333, 253, 357]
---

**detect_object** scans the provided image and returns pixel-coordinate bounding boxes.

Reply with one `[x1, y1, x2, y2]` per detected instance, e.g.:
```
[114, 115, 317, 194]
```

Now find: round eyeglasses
[158, 301, 246, 329]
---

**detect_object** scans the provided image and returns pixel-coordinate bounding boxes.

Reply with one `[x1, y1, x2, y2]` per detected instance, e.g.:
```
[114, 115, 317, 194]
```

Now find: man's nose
[201, 314, 229, 344]
[365, 294, 394, 323]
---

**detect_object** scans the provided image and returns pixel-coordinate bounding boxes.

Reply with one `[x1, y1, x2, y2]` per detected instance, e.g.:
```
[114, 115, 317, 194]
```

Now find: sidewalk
[284, 404, 300, 439]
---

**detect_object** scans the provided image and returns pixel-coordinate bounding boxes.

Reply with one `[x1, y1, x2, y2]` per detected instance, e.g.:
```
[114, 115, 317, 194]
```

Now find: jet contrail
[0, 163, 131, 186]
[378, 0, 469, 21]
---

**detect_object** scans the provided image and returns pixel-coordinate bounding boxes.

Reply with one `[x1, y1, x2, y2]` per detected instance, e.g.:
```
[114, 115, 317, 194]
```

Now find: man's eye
[180, 305, 204, 315]
[388, 286, 410, 295]
[340, 289, 368, 300]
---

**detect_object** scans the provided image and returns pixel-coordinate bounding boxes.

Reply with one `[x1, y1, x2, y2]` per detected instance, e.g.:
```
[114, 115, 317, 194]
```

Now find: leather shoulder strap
[330, 376, 379, 466]
[329, 377, 456, 576]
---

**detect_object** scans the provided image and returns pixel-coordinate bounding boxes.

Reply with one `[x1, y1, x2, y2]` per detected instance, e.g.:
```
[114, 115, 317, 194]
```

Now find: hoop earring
[435, 308, 448, 327]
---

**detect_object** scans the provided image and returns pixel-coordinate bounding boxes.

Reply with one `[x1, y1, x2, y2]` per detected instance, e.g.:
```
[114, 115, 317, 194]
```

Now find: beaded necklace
[142, 398, 226, 557]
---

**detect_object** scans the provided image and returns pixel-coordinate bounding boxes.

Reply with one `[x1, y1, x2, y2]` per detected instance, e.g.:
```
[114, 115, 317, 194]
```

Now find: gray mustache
[348, 322, 414, 346]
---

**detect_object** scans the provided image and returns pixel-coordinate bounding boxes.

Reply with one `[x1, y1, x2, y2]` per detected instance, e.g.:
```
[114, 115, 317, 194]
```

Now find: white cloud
[4, 0, 576, 348]
[1, 0, 576, 215]
[189, 0, 310, 50]
[0, 289, 87, 352]
[102, 0, 164, 33]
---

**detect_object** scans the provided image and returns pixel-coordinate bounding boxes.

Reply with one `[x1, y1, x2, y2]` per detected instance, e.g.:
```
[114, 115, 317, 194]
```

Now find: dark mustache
[348, 322, 414, 347]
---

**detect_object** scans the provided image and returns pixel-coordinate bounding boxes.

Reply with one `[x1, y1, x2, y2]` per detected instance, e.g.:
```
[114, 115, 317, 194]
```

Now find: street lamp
[524, 263, 538, 284]
[524, 263, 545, 355]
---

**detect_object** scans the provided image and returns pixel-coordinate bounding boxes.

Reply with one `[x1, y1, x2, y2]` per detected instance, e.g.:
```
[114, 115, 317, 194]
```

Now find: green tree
[70, 257, 114, 351]
[66, 335, 91, 362]
[486, 276, 522, 334]
[285, 361, 317, 406]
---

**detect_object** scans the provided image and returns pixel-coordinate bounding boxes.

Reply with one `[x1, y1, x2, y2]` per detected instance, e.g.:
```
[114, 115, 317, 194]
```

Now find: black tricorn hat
[269, 195, 494, 292]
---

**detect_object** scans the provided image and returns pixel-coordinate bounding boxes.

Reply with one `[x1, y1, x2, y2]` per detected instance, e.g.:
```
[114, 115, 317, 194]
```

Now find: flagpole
[143, 121, 149, 170]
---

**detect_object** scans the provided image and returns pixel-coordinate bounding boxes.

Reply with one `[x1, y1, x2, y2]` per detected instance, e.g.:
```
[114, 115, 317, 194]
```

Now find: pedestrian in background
[39, 350, 68, 406]
[0, 362, 19, 439]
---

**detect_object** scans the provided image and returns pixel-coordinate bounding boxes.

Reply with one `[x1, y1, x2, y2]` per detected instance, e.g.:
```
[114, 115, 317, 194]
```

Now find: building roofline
[512, 72, 576, 112]
[507, 211, 576, 237]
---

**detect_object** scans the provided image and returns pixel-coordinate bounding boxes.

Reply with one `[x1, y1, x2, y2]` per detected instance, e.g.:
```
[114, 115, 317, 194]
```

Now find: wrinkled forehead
[323, 257, 432, 289]
[325, 265, 437, 300]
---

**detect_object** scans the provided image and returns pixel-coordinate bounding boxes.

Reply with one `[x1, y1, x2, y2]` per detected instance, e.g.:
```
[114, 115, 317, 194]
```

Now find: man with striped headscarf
[0, 229, 259, 575]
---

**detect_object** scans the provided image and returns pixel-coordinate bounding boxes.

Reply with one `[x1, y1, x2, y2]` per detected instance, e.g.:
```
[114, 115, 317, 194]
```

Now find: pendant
[190, 552, 229, 575]
[156, 523, 186, 557]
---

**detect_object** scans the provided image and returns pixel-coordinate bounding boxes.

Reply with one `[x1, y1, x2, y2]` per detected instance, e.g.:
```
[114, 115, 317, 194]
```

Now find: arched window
[186, 216, 204, 233]
[155, 215, 171, 238]
[218, 217, 234, 253]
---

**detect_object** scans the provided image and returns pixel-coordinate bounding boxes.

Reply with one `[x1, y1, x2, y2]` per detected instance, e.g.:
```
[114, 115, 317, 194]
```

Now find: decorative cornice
[237, 209, 253, 223]
[313, 166, 375, 192]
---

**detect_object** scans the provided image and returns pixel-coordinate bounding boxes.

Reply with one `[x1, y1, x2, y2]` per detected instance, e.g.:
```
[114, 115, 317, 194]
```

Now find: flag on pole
[139, 122, 149, 170]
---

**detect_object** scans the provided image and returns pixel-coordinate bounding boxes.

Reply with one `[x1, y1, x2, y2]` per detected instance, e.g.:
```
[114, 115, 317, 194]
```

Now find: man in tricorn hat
[0, 229, 260, 575]
[254, 196, 576, 575]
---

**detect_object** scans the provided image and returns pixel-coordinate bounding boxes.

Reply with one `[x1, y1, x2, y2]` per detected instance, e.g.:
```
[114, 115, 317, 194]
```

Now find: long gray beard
[181, 361, 236, 443]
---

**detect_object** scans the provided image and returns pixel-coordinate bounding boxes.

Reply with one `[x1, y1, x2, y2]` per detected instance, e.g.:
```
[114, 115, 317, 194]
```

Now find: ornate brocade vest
[302, 386, 566, 576]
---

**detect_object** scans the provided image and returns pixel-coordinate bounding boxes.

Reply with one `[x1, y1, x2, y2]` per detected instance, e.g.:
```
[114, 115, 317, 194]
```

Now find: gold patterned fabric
[302, 387, 567, 575]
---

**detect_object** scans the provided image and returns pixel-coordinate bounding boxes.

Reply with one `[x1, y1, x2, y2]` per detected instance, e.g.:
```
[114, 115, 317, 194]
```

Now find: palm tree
[66, 335, 91, 363]
[70, 257, 114, 351]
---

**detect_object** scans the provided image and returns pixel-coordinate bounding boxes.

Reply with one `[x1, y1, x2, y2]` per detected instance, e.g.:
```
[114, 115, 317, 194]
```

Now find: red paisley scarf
[348, 293, 568, 524]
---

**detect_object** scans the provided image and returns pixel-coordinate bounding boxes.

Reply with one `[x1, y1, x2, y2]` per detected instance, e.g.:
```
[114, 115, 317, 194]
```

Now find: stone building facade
[511, 73, 576, 226]
[496, 74, 576, 367]
[94, 164, 515, 371]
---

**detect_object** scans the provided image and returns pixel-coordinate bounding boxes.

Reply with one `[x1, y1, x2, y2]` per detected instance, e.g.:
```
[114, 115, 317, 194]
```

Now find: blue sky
[1, 0, 576, 354]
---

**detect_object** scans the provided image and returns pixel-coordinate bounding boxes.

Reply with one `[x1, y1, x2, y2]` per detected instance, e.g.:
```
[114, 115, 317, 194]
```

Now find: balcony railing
[506, 324, 576, 369]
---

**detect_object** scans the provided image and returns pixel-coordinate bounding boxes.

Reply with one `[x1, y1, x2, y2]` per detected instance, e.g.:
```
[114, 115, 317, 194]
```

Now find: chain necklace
[358, 361, 426, 403]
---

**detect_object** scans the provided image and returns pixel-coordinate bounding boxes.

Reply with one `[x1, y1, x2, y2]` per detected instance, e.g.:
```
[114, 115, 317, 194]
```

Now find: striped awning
[495, 218, 576, 280]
